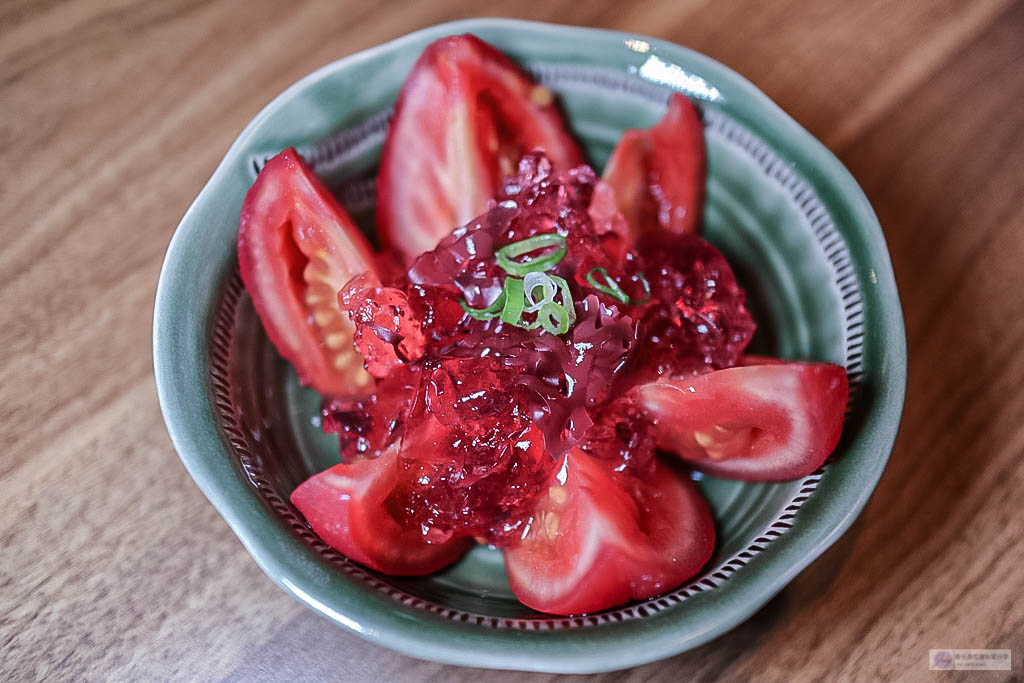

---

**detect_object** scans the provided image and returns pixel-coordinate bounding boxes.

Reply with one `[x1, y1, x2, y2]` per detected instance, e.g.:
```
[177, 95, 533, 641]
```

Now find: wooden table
[4, 1, 1023, 680]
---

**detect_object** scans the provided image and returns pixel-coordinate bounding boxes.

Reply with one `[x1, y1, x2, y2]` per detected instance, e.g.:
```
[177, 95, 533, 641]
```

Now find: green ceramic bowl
[154, 19, 905, 673]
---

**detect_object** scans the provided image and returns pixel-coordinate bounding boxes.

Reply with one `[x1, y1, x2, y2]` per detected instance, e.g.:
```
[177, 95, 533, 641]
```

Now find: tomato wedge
[602, 93, 705, 237]
[637, 362, 849, 481]
[238, 148, 376, 396]
[291, 444, 473, 575]
[503, 450, 714, 615]
[377, 34, 585, 263]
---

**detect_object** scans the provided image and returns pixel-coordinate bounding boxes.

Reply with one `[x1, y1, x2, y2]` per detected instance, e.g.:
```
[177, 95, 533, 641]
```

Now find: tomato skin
[503, 450, 714, 615]
[602, 93, 705, 237]
[291, 445, 472, 575]
[638, 362, 849, 481]
[377, 34, 585, 263]
[238, 148, 376, 397]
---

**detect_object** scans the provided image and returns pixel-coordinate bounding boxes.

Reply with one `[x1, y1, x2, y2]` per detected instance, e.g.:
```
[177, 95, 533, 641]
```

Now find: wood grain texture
[2, 0, 1023, 680]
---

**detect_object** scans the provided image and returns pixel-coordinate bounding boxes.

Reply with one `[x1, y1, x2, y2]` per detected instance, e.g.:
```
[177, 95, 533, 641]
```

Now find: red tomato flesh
[637, 362, 849, 481]
[290, 444, 472, 575]
[602, 93, 706, 237]
[503, 450, 715, 615]
[377, 34, 584, 263]
[238, 148, 377, 396]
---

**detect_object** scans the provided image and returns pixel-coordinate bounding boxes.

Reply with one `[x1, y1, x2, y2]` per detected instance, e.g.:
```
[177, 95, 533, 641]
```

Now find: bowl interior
[215, 63, 856, 619]
[157, 19, 903, 672]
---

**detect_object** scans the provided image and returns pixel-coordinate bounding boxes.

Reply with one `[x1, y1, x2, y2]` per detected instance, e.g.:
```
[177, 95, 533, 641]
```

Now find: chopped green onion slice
[632, 272, 652, 305]
[548, 274, 577, 325]
[586, 267, 651, 306]
[520, 272, 576, 332]
[495, 234, 567, 276]
[521, 315, 543, 331]
[522, 272, 558, 312]
[500, 277, 526, 325]
[585, 267, 628, 303]
[459, 290, 506, 320]
[536, 302, 571, 335]
[459, 238, 578, 335]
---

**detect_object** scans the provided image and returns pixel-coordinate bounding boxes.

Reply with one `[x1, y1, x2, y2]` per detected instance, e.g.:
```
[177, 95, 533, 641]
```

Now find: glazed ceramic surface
[154, 19, 906, 673]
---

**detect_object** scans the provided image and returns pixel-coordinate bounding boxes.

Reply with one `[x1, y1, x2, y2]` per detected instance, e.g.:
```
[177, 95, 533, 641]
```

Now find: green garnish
[500, 277, 526, 324]
[459, 291, 506, 320]
[535, 301, 572, 335]
[586, 267, 651, 306]
[523, 273, 575, 334]
[585, 267, 627, 303]
[632, 272, 652, 305]
[458, 235, 579, 336]
[548, 274, 577, 326]
[495, 234, 567, 276]
[522, 272, 557, 312]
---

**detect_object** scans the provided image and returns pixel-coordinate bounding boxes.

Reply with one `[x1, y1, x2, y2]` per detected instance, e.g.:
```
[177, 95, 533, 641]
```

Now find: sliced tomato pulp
[637, 361, 849, 481]
[377, 34, 584, 263]
[238, 148, 376, 396]
[291, 444, 473, 575]
[503, 450, 714, 615]
[602, 93, 705, 237]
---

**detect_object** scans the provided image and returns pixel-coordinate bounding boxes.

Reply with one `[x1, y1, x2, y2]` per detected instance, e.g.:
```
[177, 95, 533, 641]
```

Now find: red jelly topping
[578, 394, 658, 480]
[323, 357, 558, 545]
[634, 232, 756, 378]
[333, 152, 754, 547]
[393, 358, 555, 544]
[321, 364, 421, 460]
[340, 273, 425, 377]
